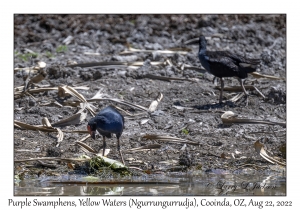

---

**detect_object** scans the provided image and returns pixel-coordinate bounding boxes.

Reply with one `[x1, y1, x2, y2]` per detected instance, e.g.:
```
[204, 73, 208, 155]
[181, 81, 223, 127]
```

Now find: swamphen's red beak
[87, 125, 95, 139]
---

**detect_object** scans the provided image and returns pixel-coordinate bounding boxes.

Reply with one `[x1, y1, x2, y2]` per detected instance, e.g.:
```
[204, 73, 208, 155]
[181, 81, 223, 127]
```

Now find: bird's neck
[198, 47, 210, 73]
[198, 46, 206, 56]
[198, 37, 207, 56]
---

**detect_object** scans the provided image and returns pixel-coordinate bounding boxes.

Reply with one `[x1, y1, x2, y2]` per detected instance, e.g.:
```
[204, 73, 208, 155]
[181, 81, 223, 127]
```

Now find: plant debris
[14, 15, 286, 184]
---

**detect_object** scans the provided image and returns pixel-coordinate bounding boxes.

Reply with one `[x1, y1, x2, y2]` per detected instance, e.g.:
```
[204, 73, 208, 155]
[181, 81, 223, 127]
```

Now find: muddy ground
[14, 14, 286, 178]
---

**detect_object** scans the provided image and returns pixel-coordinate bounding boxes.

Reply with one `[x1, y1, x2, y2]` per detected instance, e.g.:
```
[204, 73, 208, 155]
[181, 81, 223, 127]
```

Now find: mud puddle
[15, 169, 285, 196]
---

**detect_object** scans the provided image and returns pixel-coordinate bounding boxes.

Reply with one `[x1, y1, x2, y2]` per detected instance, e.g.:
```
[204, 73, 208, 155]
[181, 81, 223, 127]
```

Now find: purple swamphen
[87, 106, 125, 164]
[198, 35, 260, 105]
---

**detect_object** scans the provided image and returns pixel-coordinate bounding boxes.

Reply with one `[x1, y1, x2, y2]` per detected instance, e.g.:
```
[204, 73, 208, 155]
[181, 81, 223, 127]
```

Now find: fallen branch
[124, 144, 161, 152]
[14, 157, 89, 163]
[120, 47, 190, 55]
[221, 111, 286, 128]
[76, 141, 97, 153]
[88, 90, 148, 112]
[143, 74, 197, 82]
[58, 85, 95, 116]
[254, 140, 286, 166]
[142, 134, 199, 145]
[250, 72, 285, 81]
[14, 86, 89, 97]
[66, 61, 164, 68]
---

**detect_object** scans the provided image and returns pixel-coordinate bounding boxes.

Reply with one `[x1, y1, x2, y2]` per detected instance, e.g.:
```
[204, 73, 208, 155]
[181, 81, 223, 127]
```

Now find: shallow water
[15, 169, 286, 196]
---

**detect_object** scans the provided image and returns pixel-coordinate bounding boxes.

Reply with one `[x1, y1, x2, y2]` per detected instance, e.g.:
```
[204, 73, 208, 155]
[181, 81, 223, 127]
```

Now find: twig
[14, 157, 90, 163]
[143, 74, 197, 82]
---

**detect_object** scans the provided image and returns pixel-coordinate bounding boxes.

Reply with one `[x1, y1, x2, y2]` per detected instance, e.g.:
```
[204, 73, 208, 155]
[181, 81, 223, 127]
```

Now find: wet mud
[14, 14, 286, 179]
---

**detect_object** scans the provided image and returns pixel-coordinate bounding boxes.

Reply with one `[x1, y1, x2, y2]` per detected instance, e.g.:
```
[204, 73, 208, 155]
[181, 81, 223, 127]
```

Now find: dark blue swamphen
[198, 35, 260, 105]
[87, 105, 125, 164]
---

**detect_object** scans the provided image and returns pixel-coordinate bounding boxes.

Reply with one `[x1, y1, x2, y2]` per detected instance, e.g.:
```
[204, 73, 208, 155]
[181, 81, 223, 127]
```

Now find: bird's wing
[94, 115, 109, 124]
[121, 114, 125, 129]
[222, 51, 261, 65]
[207, 53, 239, 72]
